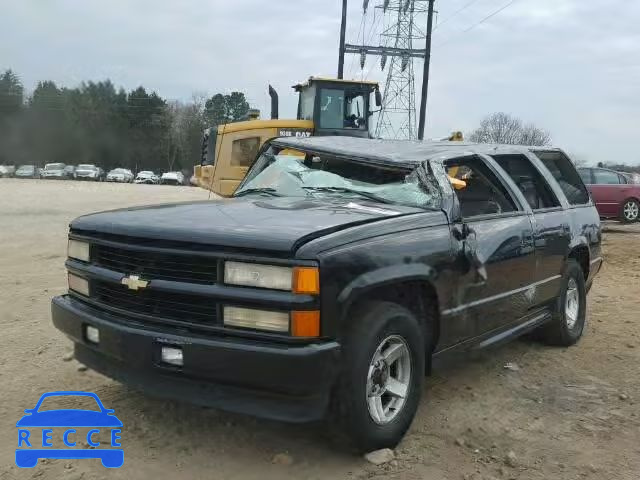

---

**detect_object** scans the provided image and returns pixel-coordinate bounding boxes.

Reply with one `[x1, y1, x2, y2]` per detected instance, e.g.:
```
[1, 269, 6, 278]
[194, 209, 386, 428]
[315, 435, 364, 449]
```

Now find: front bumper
[52, 295, 340, 422]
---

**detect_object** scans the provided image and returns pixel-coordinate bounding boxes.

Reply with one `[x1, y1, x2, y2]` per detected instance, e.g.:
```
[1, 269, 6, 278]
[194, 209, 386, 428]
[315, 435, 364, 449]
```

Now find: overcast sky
[1, 0, 638, 165]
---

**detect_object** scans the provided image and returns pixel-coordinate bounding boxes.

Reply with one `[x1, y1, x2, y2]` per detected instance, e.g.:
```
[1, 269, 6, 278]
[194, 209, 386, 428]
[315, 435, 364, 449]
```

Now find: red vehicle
[578, 167, 640, 222]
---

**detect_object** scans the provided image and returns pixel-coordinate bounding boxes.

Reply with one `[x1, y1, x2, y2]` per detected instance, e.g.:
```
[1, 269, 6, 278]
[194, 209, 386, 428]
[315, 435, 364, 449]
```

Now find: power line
[433, 0, 484, 31]
[362, 9, 384, 79]
[435, 0, 519, 47]
[347, 12, 368, 78]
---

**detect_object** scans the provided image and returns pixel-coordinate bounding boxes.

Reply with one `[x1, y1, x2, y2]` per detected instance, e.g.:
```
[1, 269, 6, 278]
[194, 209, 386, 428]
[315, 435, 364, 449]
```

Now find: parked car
[578, 167, 640, 222]
[106, 168, 134, 183]
[160, 171, 185, 185]
[53, 137, 601, 451]
[75, 164, 105, 181]
[15, 165, 40, 179]
[41, 163, 70, 180]
[0, 165, 16, 178]
[134, 171, 159, 184]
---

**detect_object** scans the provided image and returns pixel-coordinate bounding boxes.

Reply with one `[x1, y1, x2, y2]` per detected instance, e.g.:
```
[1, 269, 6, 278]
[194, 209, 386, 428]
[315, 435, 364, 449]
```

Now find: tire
[621, 199, 639, 223]
[332, 301, 425, 452]
[539, 259, 586, 346]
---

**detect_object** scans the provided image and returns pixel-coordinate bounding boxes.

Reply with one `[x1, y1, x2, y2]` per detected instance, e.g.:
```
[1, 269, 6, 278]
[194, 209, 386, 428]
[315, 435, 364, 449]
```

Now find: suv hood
[71, 197, 421, 253]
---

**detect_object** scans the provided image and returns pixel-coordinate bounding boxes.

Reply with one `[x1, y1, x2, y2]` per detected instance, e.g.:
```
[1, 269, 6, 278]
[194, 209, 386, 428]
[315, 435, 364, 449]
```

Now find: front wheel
[621, 199, 639, 223]
[332, 301, 425, 452]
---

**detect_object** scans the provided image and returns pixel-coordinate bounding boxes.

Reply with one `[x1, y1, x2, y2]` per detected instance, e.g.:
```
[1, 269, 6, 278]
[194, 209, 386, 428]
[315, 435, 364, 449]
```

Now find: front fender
[336, 263, 438, 322]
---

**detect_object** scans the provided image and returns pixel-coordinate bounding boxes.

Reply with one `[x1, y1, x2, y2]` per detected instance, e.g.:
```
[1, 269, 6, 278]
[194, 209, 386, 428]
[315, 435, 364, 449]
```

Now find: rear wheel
[332, 301, 425, 452]
[621, 199, 639, 223]
[540, 259, 586, 346]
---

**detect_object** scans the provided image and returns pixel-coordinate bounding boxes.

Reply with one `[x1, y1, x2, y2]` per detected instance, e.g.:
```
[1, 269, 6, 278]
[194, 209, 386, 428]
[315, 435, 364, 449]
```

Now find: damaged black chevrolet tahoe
[52, 136, 602, 451]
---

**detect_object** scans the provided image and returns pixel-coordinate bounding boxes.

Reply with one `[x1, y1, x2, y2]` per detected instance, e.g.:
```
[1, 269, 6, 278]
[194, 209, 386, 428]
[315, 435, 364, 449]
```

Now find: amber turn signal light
[291, 311, 320, 337]
[292, 266, 320, 295]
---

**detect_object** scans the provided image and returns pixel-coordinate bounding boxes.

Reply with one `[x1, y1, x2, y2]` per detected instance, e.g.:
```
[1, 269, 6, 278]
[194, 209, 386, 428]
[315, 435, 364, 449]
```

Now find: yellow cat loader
[195, 77, 381, 196]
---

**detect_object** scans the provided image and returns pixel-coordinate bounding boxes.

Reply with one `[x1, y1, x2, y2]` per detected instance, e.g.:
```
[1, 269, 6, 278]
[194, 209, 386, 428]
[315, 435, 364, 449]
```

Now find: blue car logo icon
[16, 391, 123, 468]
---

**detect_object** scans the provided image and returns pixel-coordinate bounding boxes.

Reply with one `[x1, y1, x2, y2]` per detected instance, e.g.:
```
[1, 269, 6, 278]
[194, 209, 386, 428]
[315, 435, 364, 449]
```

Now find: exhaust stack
[268, 85, 279, 120]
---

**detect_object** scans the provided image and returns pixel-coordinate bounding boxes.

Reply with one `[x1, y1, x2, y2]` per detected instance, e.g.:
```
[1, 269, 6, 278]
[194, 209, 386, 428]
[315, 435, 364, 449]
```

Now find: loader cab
[196, 77, 382, 197]
[294, 78, 381, 138]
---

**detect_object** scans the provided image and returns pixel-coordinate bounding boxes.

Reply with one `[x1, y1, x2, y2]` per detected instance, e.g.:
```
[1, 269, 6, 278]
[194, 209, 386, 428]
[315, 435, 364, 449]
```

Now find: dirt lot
[0, 179, 638, 480]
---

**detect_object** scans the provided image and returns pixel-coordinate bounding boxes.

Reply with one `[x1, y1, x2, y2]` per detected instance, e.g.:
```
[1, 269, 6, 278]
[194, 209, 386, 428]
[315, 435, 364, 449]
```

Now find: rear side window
[593, 169, 623, 185]
[231, 137, 261, 167]
[491, 154, 560, 210]
[532, 151, 590, 205]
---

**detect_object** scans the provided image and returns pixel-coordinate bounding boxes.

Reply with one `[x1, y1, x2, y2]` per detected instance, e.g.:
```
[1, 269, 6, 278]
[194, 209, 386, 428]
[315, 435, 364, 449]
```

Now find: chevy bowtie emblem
[121, 274, 149, 291]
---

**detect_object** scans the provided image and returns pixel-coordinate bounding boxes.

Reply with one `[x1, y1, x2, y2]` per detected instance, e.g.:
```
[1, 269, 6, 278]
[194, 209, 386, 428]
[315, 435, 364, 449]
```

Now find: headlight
[224, 261, 293, 291]
[68, 239, 90, 262]
[68, 273, 89, 296]
[224, 261, 319, 294]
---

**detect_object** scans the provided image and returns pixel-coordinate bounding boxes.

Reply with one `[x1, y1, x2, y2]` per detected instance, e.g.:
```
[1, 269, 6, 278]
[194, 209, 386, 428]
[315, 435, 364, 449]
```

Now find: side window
[533, 151, 590, 205]
[491, 154, 560, 210]
[618, 173, 629, 184]
[231, 137, 261, 167]
[592, 169, 621, 185]
[298, 85, 315, 121]
[445, 156, 518, 218]
[578, 168, 592, 184]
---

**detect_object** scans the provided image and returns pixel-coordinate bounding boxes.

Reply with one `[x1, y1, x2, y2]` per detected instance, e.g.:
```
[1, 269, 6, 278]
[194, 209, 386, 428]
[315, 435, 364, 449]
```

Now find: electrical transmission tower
[341, 0, 435, 140]
[376, 1, 430, 139]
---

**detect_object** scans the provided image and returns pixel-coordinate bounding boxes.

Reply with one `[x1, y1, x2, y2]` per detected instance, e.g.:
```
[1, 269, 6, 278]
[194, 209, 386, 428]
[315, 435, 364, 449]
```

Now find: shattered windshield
[235, 147, 441, 209]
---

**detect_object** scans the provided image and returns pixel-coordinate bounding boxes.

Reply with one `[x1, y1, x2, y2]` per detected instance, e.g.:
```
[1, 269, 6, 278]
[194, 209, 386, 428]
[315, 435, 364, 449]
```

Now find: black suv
[52, 137, 602, 451]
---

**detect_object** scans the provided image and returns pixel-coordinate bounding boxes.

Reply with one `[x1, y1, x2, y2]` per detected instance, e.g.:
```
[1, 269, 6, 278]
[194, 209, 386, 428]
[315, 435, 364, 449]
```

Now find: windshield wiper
[302, 186, 395, 205]
[234, 187, 281, 197]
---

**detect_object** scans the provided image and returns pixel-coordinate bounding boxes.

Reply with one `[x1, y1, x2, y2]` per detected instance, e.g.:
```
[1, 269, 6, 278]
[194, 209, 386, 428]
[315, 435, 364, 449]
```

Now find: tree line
[0, 69, 249, 173]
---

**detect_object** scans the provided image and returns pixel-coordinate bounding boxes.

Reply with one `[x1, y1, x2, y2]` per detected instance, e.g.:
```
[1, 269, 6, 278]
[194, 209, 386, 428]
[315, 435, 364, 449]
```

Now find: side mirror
[375, 89, 382, 107]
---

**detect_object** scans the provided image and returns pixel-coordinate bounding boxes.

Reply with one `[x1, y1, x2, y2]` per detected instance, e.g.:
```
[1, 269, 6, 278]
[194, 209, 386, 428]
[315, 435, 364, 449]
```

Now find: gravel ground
[0, 179, 639, 480]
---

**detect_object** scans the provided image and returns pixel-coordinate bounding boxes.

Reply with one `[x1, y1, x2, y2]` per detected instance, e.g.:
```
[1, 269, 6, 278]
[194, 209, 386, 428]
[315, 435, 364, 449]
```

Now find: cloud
[1, 0, 638, 165]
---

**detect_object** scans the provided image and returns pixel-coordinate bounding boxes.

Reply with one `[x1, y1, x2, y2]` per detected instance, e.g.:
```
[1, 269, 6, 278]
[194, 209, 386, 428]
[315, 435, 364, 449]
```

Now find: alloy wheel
[366, 335, 412, 425]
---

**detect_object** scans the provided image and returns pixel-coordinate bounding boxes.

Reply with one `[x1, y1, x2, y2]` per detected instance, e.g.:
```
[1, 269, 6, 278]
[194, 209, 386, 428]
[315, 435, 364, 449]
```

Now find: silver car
[106, 168, 134, 183]
[0, 165, 16, 178]
[75, 164, 105, 181]
[134, 171, 159, 184]
[41, 163, 69, 180]
[15, 165, 40, 179]
[160, 171, 185, 186]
